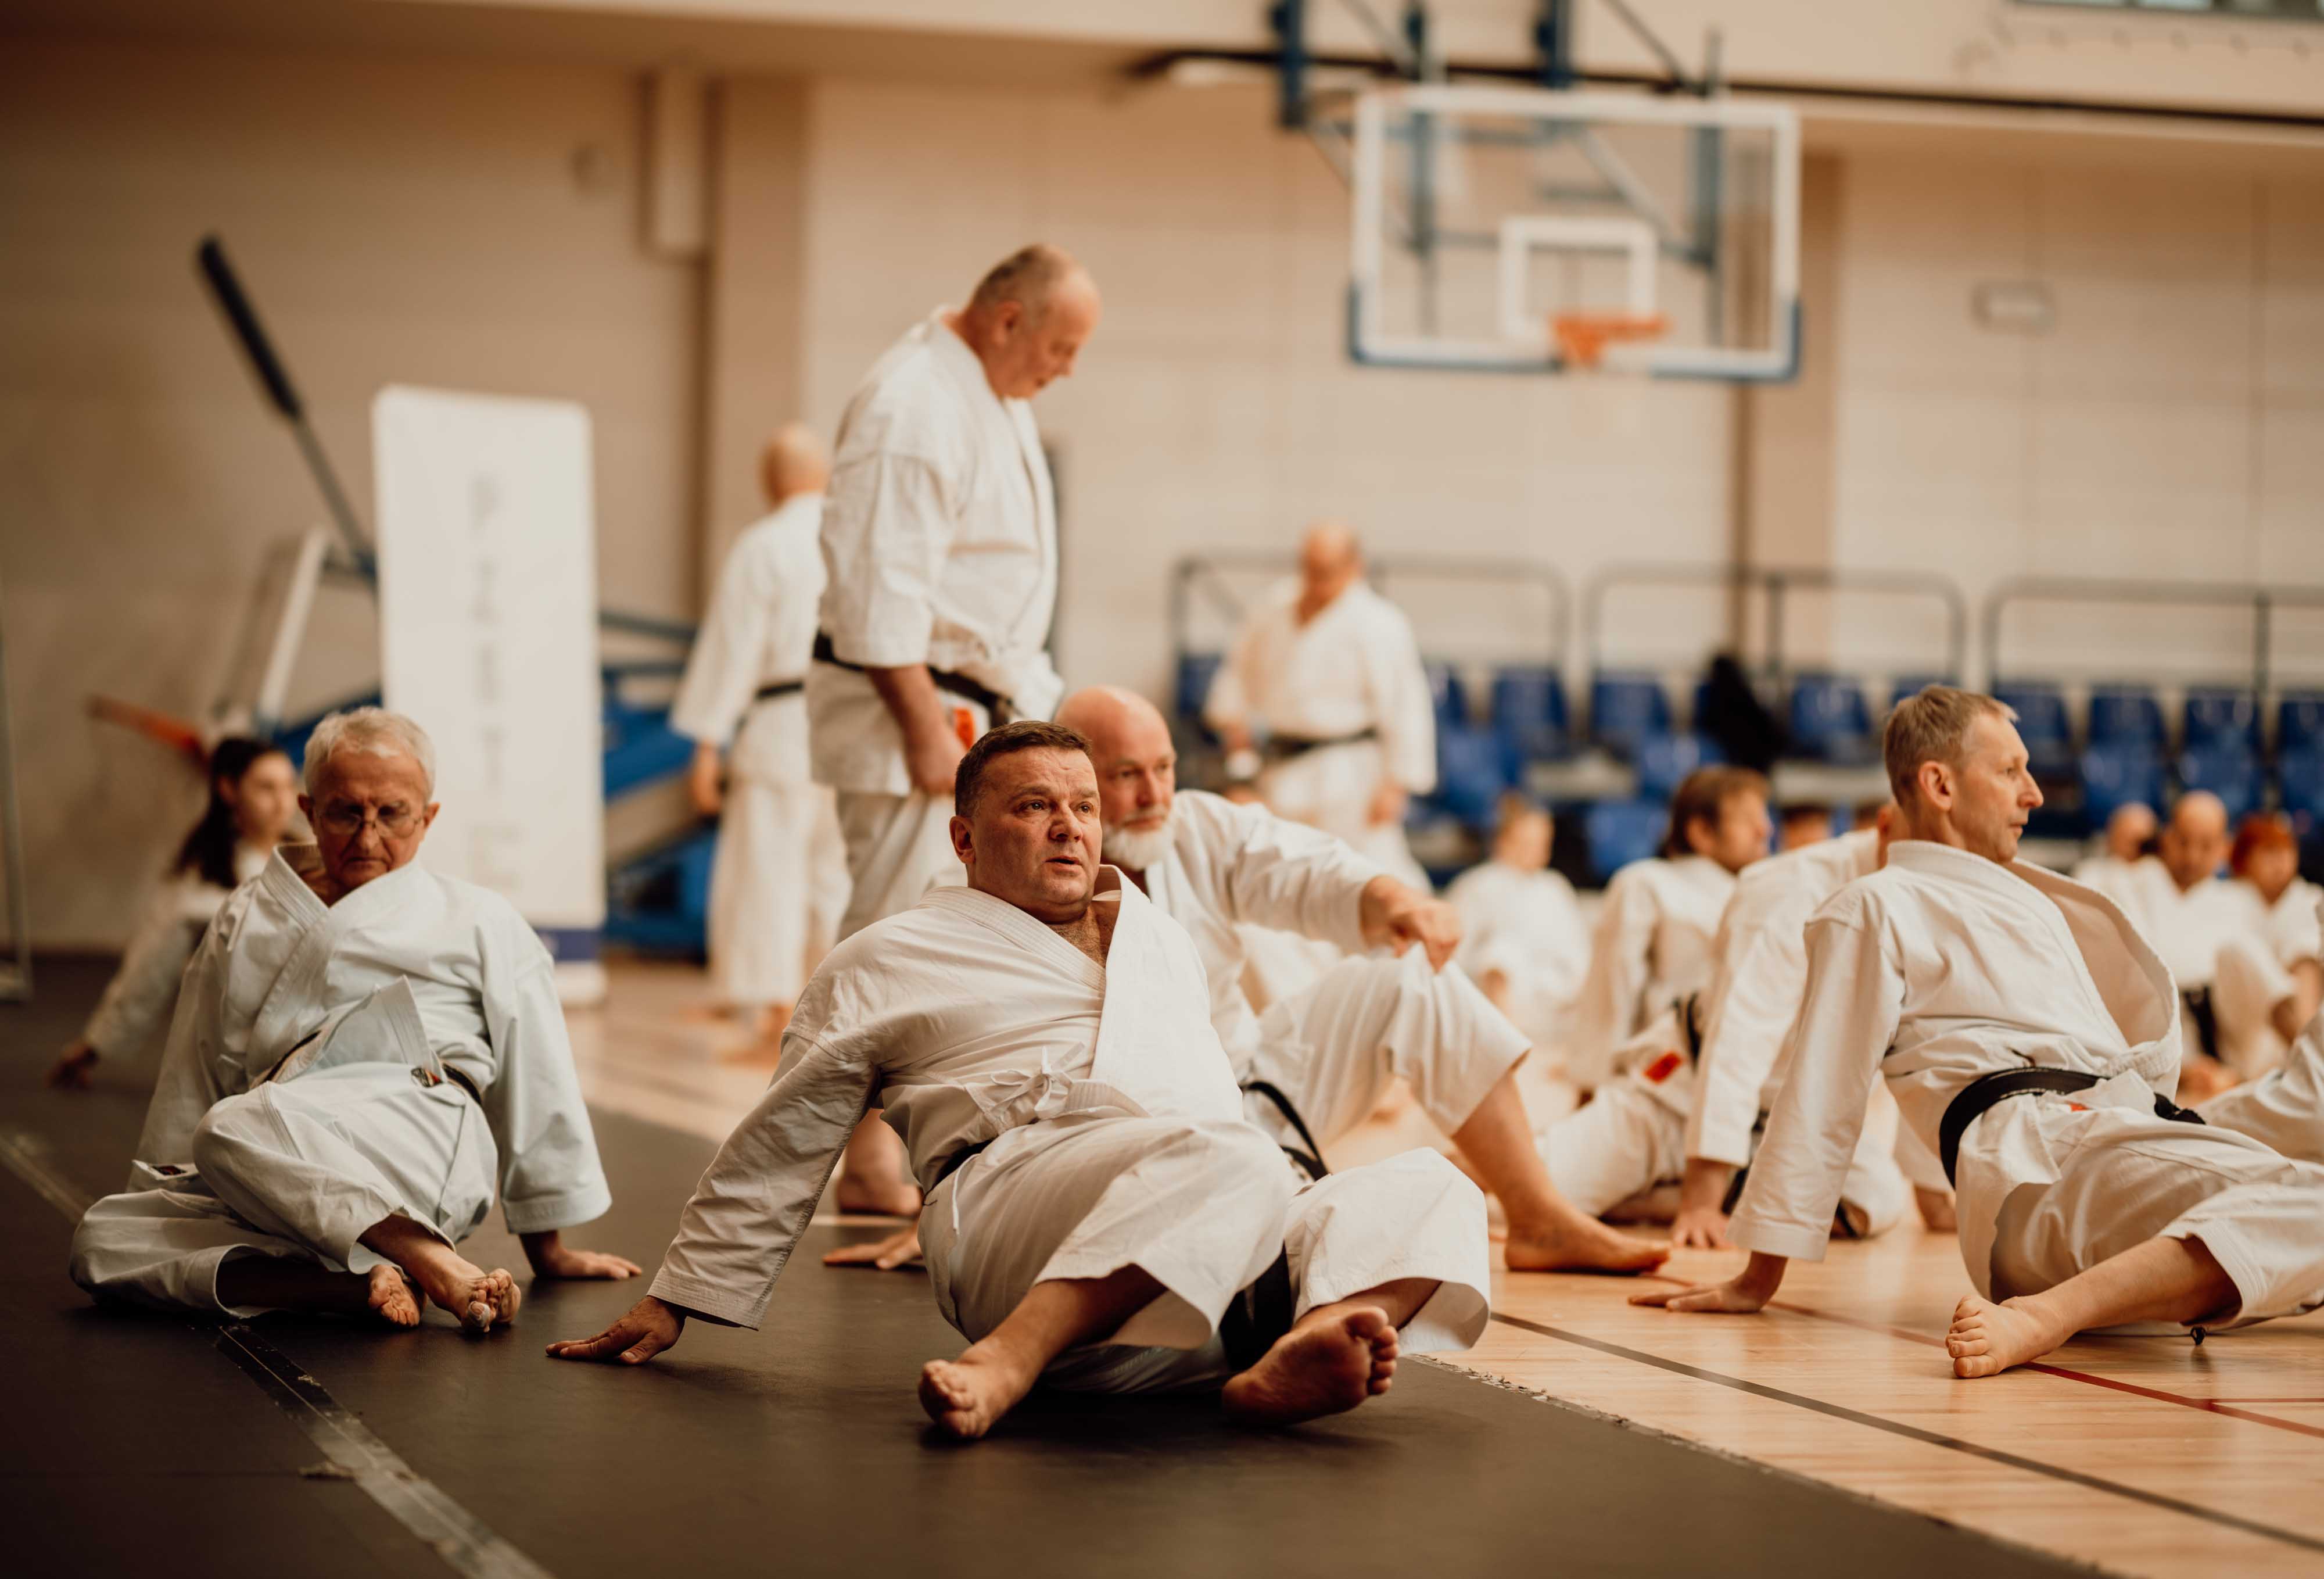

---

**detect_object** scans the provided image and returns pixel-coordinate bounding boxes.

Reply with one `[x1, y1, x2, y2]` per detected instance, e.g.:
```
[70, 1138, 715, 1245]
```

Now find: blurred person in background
[1777, 802, 1834, 851]
[2126, 793, 2264, 1098]
[2072, 801, 2157, 912]
[1445, 794, 1590, 1048]
[51, 737, 300, 1089]
[1205, 521, 1434, 890]
[2215, 814, 2324, 1080]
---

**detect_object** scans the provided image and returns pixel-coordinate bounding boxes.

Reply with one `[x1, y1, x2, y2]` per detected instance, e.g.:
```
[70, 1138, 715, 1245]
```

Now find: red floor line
[1629, 1273, 2324, 1441]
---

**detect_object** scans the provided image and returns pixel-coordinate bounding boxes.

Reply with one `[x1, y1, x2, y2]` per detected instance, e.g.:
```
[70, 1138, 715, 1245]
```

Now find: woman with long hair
[49, 737, 301, 1088]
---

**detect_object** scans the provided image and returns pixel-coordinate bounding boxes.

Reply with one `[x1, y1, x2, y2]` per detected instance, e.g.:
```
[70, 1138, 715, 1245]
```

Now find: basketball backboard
[1348, 85, 1800, 379]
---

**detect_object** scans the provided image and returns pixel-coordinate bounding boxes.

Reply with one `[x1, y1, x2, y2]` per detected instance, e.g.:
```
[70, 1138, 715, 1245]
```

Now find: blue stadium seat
[2178, 742, 2264, 823]
[1787, 672, 1875, 763]
[1174, 651, 1222, 725]
[2277, 745, 2324, 827]
[1424, 659, 1471, 731]
[1636, 732, 1724, 800]
[1583, 799, 1667, 885]
[2079, 739, 2166, 828]
[1993, 679, 2075, 777]
[1590, 671, 1672, 759]
[2278, 693, 2324, 759]
[2183, 686, 2261, 753]
[1432, 724, 1513, 833]
[2088, 685, 2164, 749]
[1489, 664, 1571, 764]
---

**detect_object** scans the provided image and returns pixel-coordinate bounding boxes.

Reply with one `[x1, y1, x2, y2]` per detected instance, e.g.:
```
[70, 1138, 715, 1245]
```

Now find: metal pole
[2255, 593, 2272, 703]
[1764, 572, 1787, 693]
[1270, 0, 1308, 131]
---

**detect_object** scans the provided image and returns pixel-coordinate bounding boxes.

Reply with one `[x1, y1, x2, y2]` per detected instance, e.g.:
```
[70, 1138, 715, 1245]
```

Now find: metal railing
[1983, 577, 2324, 699]
[1170, 550, 1571, 663]
[1583, 563, 1967, 689]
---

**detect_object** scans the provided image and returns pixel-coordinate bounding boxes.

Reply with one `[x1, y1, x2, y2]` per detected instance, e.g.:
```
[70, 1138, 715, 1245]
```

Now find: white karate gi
[2126, 864, 2287, 1071]
[70, 846, 612, 1316]
[1134, 791, 1532, 1157]
[671, 493, 850, 1008]
[1444, 860, 1591, 1047]
[2209, 878, 2324, 1077]
[1730, 840, 2324, 1329]
[2069, 851, 2146, 914]
[1203, 581, 1434, 886]
[809, 312, 1063, 940]
[1541, 831, 1918, 1231]
[78, 844, 267, 1060]
[646, 871, 1490, 1393]
[1566, 854, 1736, 1089]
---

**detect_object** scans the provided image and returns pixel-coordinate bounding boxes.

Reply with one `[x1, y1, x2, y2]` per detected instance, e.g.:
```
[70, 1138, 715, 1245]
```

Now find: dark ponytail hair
[173, 737, 289, 890]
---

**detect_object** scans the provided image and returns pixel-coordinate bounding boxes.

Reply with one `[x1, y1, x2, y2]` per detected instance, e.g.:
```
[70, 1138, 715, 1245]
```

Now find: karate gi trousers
[920, 1112, 1491, 1394]
[1542, 1058, 1911, 1236]
[70, 1062, 496, 1317]
[834, 790, 959, 942]
[709, 777, 848, 1008]
[1968, 1073, 2324, 1328]
[1236, 953, 1532, 1154]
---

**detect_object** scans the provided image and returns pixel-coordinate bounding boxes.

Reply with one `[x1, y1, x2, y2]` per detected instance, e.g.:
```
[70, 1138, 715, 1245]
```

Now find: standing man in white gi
[809, 244, 1098, 1212]
[672, 424, 849, 1050]
[1203, 522, 1435, 887]
[70, 708, 637, 1331]
[1056, 685, 1665, 1273]
[1566, 766, 1770, 1090]
[550, 721, 1490, 1441]
[1637, 688, 2324, 1377]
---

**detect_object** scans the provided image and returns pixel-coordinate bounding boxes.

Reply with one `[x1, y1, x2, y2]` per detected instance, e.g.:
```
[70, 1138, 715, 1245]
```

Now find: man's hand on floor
[823, 1220, 924, 1271]
[546, 1295, 685, 1365]
[522, 1230, 643, 1280]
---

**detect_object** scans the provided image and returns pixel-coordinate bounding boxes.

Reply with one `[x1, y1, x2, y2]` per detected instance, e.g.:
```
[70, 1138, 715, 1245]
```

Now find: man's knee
[189, 1090, 280, 1187]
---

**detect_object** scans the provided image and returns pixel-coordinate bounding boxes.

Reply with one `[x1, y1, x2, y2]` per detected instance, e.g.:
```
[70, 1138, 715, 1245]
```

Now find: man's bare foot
[367, 1265, 421, 1328]
[1222, 1305, 1398, 1427]
[918, 1348, 1040, 1441]
[1946, 1294, 2065, 1378]
[1505, 1212, 1670, 1274]
[401, 1243, 521, 1333]
[834, 1175, 924, 1217]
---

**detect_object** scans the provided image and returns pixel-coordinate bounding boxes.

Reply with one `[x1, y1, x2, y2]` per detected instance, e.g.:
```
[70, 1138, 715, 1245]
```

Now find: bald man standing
[809, 245, 1100, 1211]
[1204, 524, 1436, 886]
[672, 425, 850, 1048]
[812, 244, 1099, 940]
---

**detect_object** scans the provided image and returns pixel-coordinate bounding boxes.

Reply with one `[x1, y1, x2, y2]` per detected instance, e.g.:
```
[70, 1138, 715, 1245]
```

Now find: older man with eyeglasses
[70, 707, 638, 1331]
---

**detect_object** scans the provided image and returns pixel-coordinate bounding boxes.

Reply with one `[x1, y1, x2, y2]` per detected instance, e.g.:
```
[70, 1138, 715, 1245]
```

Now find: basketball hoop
[1551, 311, 1669, 371]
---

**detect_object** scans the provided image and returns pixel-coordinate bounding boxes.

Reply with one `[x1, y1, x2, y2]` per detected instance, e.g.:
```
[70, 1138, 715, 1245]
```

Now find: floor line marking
[1640, 1272, 2324, 1441]
[1490, 1309, 2324, 1555]
[0, 1124, 558, 1579]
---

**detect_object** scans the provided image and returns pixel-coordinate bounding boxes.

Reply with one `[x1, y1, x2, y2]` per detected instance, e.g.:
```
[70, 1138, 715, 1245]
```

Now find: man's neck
[1046, 904, 1114, 967]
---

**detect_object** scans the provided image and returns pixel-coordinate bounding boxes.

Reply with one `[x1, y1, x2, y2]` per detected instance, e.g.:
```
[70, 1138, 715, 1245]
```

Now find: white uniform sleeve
[480, 933, 614, 1234]
[646, 1030, 879, 1328]
[128, 920, 238, 1179]
[1365, 606, 1437, 794]
[1727, 914, 1903, 1263]
[669, 533, 774, 748]
[1200, 796, 1380, 956]
[1686, 921, 1812, 1168]
[1566, 867, 1659, 1088]
[819, 451, 955, 667]
[81, 882, 213, 1058]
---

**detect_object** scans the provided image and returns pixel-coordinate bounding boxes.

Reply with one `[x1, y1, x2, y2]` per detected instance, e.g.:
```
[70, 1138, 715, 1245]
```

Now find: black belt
[811, 632, 1015, 724]
[2181, 987, 2220, 1062]
[1938, 1066, 2205, 1187]
[932, 1086, 1330, 1196]
[753, 678, 804, 703]
[440, 1064, 485, 1107]
[1262, 726, 1378, 762]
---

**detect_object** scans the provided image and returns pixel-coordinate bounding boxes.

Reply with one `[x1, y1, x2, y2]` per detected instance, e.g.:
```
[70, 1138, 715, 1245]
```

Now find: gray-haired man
[70, 708, 638, 1330]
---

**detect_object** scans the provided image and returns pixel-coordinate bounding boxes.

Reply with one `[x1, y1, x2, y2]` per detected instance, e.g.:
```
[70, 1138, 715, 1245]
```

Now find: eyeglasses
[317, 803, 424, 839]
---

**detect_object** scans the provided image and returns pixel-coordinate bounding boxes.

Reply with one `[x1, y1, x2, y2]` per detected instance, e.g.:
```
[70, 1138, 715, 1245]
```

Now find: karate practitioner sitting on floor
[671, 424, 849, 1052]
[2220, 814, 2324, 1079]
[1637, 686, 2324, 1377]
[2071, 801, 2156, 912]
[2126, 793, 2287, 1098]
[1443, 795, 1591, 1050]
[70, 708, 637, 1330]
[550, 721, 1491, 1441]
[1565, 766, 1771, 1090]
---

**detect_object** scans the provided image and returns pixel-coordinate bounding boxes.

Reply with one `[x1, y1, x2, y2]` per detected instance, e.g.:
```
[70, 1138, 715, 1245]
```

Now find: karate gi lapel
[245, 847, 431, 1067]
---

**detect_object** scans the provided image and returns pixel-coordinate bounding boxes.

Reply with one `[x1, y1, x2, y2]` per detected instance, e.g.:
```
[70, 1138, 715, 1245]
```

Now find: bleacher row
[1175, 656, 2324, 884]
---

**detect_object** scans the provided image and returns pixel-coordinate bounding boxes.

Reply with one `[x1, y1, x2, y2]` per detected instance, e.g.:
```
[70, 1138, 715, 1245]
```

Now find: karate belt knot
[1938, 1065, 2206, 1187]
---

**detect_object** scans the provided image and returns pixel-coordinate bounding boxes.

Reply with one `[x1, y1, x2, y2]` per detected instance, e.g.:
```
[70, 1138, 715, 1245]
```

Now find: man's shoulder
[1172, 787, 1254, 846]
[838, 332, 973, 454]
